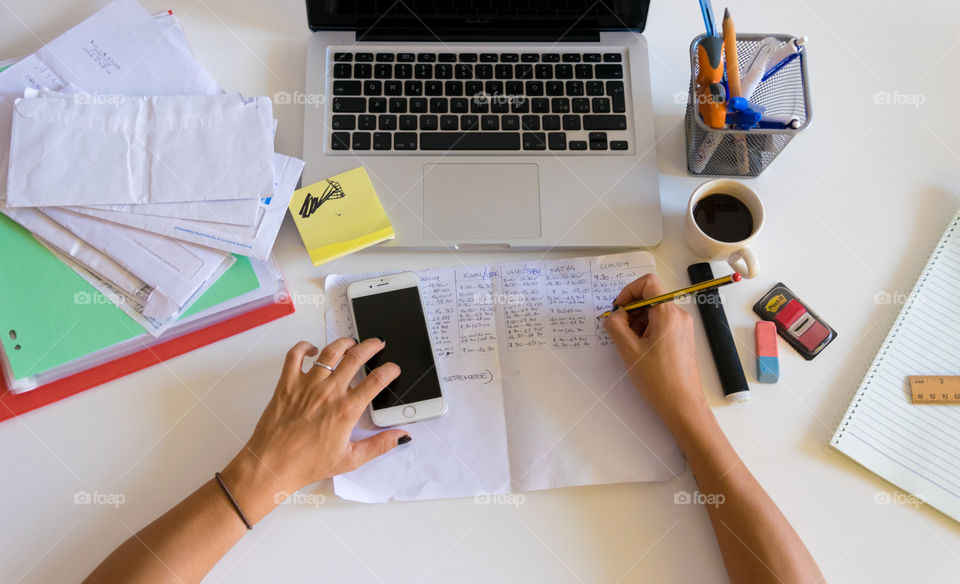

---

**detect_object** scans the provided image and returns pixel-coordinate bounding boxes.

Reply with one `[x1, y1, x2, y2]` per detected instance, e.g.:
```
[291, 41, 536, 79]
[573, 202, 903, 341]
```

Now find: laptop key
[480, 53, 498, 62]
[521, 53, 539, 62]
[352, 132, 371, 150]
[611, 140, 629, 150]
[368, 97, 387, 113]
[435, 64, 453, 79]
[562, 54, 581, 62]
[565, 80, 584, 96]
[583, 53, 602, 62]
[429, 97, 448, 113]
[461, 115, 480, 130]
[331, 132, 350, 150]
[555, 64, 573, 79]
[404, 81, 423, 96]
[409, 98, 428, 113]
[506, 81, 524, 95]
[397, 53, 415, 62]
[542, 53, 560, 62]
[475, 64, 493, 79]
[551, 97, 570, 113]
[333, 52, 352, 62]
[440, 115, 458, 130]
[583, 114, 627, 130]
[515, 64, 533, 79]
[332, 97, 365, 113]
[608, 81, 626, 112]
[586, 81, 604, 95]
[535, 64, 553, 79]
[491, 100, 509, 113]
[592, 97, 611, 113]
[495, 64, 513, 79]
[521, 115, 540, 130]
[364, 80, 382, 95]
[522, 132, 546, 150]
[374, 64, 392, 78]
[502, 115, 520, 130]
[562, 115, 581, 130]
[470, 98, 489, 114]
[542, 115, 561, 130]
[485, 81, 503, 95]
[603, 53, 622, 62]
[333, 81, 362, 96]
[575, 64, 593, 79]
[420, 115, 439, 130]
[388, 97, 407, 113]
[438, 53, 457, 62]
[375, 53, 394, 62]
[358, 114, 376, 130]
[569, 140, 588, 150]
[354, 63, 372, 78]
[394, 133, 417, 150]
[384, 81, 402, 96]
[481, 115, 499, 130]
[425, 81, 443, 95]
[595, 64, 623, 79]
[415, 64, 433, 79]
[420, 132, 521, 150]
[546, 81, 564, 96]
[531, 98, 549, 113]
[455, 64, 473, 79]
[548, 132, 567, 150]
[459, 53, 478, 62]
[331, 115, 356, 130]
[572, 98, 590, 113]
[378, 115, 397, 131]
[373, 132, 391, 150]
[525, 81, 544, 96]
[355, 53, 374, 62]
[445, 81, 464, 95]
[395, 64, 412, 78]
[511, 99, 529, 113]
[589, 131, 608, 150]
[417, 53, 436, 62]
[465, 81, 483, 96]
[399, 115, 417, 130]
[333, 64, 351, 78]
[451, 98, 469, 113]
[501, 53, 519, 62]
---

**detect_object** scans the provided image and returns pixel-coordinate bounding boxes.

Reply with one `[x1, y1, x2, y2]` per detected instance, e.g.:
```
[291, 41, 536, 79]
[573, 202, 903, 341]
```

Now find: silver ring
[313, 361, 335, 372]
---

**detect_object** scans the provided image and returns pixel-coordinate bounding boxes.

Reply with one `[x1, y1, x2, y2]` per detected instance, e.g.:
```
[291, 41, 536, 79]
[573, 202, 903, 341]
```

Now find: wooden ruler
[908, 376, 960, 404]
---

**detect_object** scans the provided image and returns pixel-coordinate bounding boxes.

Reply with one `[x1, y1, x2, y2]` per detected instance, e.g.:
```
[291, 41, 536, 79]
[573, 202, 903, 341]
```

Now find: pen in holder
[685, 33, 811, 177]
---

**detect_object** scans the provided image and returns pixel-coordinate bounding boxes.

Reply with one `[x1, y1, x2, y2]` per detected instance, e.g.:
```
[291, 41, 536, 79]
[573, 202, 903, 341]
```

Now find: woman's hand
[601, 274, 707, 426]
[220, 338, 410, 524]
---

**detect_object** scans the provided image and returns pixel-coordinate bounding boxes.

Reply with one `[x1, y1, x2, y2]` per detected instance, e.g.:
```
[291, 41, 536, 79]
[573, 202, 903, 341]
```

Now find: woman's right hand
[602, 274, 707, 425]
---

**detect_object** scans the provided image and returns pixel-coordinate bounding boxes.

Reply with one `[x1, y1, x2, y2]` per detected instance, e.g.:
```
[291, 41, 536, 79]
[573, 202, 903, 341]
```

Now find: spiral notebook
[831, 210, 960, 523]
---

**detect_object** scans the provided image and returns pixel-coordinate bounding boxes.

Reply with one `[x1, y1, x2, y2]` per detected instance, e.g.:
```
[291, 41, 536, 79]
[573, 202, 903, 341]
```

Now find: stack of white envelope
[0, 0, 305, 336]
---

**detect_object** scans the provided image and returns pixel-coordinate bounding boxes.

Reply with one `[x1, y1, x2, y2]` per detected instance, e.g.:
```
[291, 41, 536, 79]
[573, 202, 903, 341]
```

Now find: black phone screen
[351, 286, 442, 410]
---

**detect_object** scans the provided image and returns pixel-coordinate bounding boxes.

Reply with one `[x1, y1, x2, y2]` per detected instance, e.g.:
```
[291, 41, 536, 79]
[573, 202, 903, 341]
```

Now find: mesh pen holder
[684, 33, 811, 177]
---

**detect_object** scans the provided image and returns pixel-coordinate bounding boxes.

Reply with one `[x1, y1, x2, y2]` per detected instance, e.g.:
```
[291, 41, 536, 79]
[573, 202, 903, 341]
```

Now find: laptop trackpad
[422, 163, 541, 240]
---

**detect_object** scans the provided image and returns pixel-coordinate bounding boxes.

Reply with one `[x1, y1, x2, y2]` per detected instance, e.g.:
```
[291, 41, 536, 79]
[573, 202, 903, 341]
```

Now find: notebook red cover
[0, 298, 294, 422]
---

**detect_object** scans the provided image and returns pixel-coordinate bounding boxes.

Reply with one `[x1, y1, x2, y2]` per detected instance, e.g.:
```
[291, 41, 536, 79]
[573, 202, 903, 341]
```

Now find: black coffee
[693, 194, 754, 242]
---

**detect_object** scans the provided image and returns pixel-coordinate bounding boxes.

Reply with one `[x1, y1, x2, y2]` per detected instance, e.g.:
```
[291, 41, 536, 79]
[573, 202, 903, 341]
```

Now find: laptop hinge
[357, 29, 601, 43]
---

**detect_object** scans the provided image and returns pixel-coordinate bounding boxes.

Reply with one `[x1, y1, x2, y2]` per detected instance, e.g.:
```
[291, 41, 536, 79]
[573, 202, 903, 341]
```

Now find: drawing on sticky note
[298, 179, 345, 219]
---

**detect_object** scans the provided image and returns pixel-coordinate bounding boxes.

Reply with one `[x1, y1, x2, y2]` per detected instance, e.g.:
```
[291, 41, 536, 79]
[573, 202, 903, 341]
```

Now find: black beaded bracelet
[215, 472, 253, 530]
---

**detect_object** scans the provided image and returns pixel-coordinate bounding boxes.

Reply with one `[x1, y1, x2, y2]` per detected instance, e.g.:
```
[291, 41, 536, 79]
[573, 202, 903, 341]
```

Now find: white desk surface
[2, 0, 960, 582]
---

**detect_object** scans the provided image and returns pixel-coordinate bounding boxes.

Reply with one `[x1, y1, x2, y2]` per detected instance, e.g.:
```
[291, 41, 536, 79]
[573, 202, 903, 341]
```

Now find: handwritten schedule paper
[325, 252, 684, 503]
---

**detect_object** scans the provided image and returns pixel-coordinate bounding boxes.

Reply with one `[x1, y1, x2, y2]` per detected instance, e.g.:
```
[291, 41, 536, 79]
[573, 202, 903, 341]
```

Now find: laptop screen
[306, 0, 650, 36]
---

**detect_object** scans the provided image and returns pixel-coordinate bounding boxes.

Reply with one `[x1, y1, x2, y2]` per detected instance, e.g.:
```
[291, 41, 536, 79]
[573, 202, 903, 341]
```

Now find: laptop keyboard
[325, 48, 632, 154]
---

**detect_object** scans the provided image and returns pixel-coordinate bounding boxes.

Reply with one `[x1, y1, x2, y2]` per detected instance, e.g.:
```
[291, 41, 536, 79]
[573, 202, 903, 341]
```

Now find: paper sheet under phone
[325, 252, 684, 503]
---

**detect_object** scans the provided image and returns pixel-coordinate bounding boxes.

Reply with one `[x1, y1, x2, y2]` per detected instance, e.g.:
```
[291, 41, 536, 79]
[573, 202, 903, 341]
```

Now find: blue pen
[761, 52, 800, 82]
[698, 0, 716, 37]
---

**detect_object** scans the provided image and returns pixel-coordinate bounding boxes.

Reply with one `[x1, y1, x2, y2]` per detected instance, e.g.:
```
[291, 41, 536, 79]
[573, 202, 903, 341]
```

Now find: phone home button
[402, 406, 416, 419]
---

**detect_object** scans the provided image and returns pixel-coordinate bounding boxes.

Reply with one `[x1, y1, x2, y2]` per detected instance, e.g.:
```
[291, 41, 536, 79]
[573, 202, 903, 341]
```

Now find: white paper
[325, 252, 684, 503]
[68, 153, 304, 260]
[0, 0, 221, 196]
[6, 93, 275, 207]
[73, 196, 261, 226]
[39, 206, 234, 309]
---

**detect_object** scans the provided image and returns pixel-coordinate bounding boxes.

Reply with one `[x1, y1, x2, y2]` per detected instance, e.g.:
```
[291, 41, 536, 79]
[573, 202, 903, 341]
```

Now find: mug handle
[728, 247, 758, 279]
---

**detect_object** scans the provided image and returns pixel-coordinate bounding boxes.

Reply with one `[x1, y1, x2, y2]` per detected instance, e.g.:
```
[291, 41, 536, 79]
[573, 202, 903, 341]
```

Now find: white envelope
[70, 153, 304, 260]
[71, 196, 262, 226]
[6, 93, 276, 207]
[39, 206, 233, 308]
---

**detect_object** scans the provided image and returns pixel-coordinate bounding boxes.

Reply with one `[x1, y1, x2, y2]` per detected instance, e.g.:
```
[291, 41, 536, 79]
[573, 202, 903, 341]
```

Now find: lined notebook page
[832, 211, 960, 522]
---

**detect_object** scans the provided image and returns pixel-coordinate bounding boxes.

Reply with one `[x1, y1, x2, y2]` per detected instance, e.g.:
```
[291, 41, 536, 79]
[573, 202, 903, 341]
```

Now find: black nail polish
[612, 305, 621, 312]
[352, 337, 359, 344]
[377, 336, 386, 343]
[397, 435, 412, 445]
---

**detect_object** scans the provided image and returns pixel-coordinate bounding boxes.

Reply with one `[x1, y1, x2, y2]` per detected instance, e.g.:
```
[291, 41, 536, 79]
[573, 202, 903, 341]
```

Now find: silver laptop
[302, 1, 661, 249]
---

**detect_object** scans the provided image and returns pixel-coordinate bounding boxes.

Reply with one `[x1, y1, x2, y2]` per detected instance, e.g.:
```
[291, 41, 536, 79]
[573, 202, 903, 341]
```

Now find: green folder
[0, 214, 260, 381]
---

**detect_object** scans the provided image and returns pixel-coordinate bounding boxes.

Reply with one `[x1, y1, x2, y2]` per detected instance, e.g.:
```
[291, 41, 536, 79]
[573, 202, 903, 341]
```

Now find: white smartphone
[346, 272, 447, 427]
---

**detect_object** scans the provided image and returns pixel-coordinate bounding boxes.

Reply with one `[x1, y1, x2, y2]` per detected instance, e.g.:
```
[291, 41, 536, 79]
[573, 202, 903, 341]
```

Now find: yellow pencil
[596, 273, 742, 320]
[723, 8, 741, 97]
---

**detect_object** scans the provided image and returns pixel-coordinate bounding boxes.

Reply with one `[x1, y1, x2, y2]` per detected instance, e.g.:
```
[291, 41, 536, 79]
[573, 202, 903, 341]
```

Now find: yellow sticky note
[288, 167, 395, 266]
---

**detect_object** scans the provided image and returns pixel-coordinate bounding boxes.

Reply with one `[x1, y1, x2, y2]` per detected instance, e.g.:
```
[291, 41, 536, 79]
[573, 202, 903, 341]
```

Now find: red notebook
[0, 298, 294, 422]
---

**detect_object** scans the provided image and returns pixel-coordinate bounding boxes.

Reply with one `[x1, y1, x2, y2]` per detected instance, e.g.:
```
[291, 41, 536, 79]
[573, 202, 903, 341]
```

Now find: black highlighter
[688, 262, 750, 404]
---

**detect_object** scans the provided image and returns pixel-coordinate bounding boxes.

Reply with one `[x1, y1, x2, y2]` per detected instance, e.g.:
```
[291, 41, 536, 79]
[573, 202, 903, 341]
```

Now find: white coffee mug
[685, 179, 764, 279]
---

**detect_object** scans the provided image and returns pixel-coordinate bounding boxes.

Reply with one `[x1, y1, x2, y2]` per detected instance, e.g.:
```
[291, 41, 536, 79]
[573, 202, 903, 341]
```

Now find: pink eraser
[755, 321, 778, 357]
